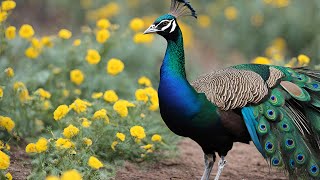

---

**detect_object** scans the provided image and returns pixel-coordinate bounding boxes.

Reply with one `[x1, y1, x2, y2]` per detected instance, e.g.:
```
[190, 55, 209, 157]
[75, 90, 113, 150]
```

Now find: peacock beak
[144, 25, 159, 34]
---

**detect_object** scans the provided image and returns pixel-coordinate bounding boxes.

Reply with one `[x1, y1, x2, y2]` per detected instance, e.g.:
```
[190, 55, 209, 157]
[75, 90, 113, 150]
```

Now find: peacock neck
[160, 28, 186, 79]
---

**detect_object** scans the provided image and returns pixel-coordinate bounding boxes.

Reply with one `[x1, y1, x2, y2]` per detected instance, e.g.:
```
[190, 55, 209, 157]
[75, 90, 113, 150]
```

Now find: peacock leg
[214, 156, 227, 180]
[201, 154, 215, 180]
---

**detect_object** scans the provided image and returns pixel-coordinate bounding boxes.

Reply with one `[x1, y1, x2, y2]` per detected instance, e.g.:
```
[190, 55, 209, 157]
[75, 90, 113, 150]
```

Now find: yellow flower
[43, 100, 51, 110]
[36, 88, 51, 99]
[19, 24, 35, 39]
[13, 82, 25, 90]
[5, 172, 12, 180]
[91, 92, 103, 99]
[129, 18, 145, 32]
[138, 76, 152, 87]
[113, 100, 135, 117]
[61, 170, 82, 180]
[73, 39, 81, 46]
[25, 143, 37, 153]
[25, 46, 40, 59]
[19, 89, 31, 102]
[70, 69, 85, 85]
[298, 54, 310, 66]
[81, 118, 92, 128]
[266, 0, 290, 8]
[58, 29, 72, 39]
[52, 67, 62, 75]
[55, 138, 74, 149]
[4, 67, 14, 78]
[83, 138, 92, 146]
[53, 105, 69, 121]
[80, 0, 92, 9]
[35, 137, 48, 153]
[130, 126, 146, 140]
[5, 26, 16, 40]
[0, 150, 9, 169]
[103, 90, 118, 103]
[31, 38, 42, 49]
[141, 144, 153, 150]
[41, 36, 53, 47]
[74, 89, 82, 95]
[106, 58, 124, 75]
[145, 87, 159, 111]
[45, 175, 60, 180]
[111, 141, 118, 151]
[69, 99, 92, 113]
[92, 109, 107, 118]
[151, 134, 162, 142]
[116, 133, 125, 142]
[97, 19, 111, 29]
[0, 10, 7, 23]
[149, 95, 159, 111]
[140, 113, 146, 118]
[0, 116, 15, 132]
[198, 15, 211, 28]
[135, 89, 148, 102]
[0, 87, 3, 98]
[133, 33, 154, 44]
[63, 124, 80, 138]
[224, 6, 238, 21]
[88, 156, 104, 170]
[5, 144, 10, 151]
[251, 14, 264, 27]
[92, 109, 108, 121]
[1, 1, 16, 11]
[252, 56, 271, 65]
[86, 2, 119, 21]
[63, 89, 70, 97]
[86, 49, 101, 64]
[96, 29, 110, 44]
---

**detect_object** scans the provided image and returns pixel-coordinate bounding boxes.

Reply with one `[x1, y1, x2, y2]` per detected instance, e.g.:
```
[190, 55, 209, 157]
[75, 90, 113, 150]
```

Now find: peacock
[144, 0, 320, 179]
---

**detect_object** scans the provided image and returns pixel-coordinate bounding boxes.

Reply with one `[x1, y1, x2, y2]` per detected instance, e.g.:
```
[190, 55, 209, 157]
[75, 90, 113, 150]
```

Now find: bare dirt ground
[8, 145, 32, 180]
[116, 138, 288, 180]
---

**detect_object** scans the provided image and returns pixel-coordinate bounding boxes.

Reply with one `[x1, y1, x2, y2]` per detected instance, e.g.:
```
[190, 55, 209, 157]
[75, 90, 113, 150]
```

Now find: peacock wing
[241, 66, 320, 179]
[190, 65, 284, 110]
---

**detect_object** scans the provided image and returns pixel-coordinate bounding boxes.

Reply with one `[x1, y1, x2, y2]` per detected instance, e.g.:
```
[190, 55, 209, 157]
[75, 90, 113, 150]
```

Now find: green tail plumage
[249, 67, 320, 179]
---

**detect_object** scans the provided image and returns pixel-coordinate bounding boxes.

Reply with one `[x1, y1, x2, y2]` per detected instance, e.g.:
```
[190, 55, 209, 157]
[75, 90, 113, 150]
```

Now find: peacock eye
[162, 21, 169, 26]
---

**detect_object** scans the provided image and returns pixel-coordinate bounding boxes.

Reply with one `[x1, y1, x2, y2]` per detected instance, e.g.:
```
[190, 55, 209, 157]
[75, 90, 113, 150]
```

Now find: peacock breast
[158, 76, 201, 118]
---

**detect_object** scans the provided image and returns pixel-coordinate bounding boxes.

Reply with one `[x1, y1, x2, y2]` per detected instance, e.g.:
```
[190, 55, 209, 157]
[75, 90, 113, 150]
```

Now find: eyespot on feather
[308, 161, 320, 177]
[295, 153, 306, 165]
[257, 117, 270, 136]
[283, 135, 296, 151]
[268, 89, 285, 106]
[289, 159, 295, 169]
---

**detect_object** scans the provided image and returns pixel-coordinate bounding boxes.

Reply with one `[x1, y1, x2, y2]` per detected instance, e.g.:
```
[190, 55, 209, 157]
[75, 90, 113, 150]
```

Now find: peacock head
[144, 0, 197, 39]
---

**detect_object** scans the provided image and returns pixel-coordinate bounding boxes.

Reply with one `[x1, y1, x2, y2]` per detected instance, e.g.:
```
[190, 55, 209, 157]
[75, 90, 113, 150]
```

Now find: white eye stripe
[156, 19, 176, 32]
[161, 20, 172, 31]
[169, 20, 176, 33]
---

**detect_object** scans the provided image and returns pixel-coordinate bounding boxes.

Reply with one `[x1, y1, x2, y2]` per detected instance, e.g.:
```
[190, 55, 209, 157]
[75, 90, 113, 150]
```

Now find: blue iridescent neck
[160, 28, 186, 79]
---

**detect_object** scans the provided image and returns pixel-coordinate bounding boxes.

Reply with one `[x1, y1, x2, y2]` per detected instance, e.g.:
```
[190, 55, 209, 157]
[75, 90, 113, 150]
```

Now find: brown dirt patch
[115, 138, 288, 180]
[8, 145, 32, 180]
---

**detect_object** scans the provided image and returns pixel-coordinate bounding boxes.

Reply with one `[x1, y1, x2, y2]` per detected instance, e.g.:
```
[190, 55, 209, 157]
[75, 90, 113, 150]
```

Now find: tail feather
[243, 67, 320, 179]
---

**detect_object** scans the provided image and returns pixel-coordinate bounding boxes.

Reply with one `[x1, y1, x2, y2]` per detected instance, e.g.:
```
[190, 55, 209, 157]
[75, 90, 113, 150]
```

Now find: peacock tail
[191, 64, 320, 179]
[241, 66, 320, 179]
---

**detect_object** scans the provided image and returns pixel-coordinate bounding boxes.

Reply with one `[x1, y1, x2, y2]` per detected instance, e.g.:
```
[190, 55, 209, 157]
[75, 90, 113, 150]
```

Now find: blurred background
[7, 0, 320, 70]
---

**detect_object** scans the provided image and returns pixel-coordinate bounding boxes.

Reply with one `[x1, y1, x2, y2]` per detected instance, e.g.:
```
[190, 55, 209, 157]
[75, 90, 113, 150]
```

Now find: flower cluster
[0, 1, 176, 179]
